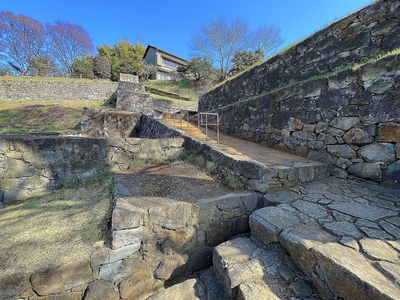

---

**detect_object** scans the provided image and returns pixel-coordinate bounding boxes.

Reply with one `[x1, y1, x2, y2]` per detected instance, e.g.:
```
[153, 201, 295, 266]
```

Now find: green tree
[229, 49, 264, 76]
[177, 57, 216, 87]
[92, 55, 111, 79]
[29, 56, 59, 77]
[72, 56, 94, 78]
[97, 40, 145, 81]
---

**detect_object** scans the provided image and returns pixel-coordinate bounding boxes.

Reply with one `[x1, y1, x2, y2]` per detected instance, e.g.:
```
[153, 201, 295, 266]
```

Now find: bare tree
[0, 11, 45, 75]
[253, 24, 284, 58]
[46, 20, 93, 76]
[190, 17, 253, 81]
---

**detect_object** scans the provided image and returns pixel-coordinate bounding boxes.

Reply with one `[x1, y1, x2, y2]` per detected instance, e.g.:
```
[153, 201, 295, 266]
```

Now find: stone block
[377, 122, 400, 143]
[330, 117, 360, 131]
[112, 200, 146, 230]
[312, 242, 400, 300]
[343, 128, 374, 145]
[250, 206, 300, 245]
[149, 202, 198, 230]
[153, 254, 186, 281]
[279, 225, 336, 276]
[31, 259, 92, 296]
[347, 162, 383, 180]
[188, 246, 213, 273]
[327, 144, 356, 159]
[383, 160, 400, 188]
[147, 278, 202, 300]
[0, 273, 31, 299]
[98, 260, 126, 282]
[213, 237, 264, 296]
[359, 143, 396, 163]
[238, 281, 281, 300]
[112, 228, 142, 249]
[84, 280, 119, 300]
[119, 267, 158, 300]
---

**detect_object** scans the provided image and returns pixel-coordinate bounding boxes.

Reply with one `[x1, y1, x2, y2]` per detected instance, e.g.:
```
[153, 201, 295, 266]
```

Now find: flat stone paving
[253, 176, 400, 299]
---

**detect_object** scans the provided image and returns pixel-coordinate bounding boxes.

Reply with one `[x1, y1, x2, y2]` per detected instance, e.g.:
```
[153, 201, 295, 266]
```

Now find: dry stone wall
[0, 133, 183, 206]
[205, 55, 400, 187]
[199, 0, 400, 187]
[200, 0, 400, 111]
[0, 78, 118, 100]
[116, 80, 198, 117]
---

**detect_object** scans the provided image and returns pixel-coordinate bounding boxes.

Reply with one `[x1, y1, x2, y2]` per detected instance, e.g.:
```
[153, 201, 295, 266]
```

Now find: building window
[162, 58, 180, 71]
[156, 71, 173, 80]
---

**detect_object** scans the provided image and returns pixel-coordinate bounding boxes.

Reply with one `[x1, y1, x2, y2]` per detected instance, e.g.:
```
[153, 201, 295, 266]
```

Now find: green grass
[0, 99, 106, 134]
[145, 79, 204, 100]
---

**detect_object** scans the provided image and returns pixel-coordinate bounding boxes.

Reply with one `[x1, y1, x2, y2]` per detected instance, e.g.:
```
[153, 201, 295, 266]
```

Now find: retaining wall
[198, 0, 400, 187]
[200, 0, 400, 111]
[0, 134, 184, 206]
[0, 78, 118, 100]
[203, 55, 400, 186]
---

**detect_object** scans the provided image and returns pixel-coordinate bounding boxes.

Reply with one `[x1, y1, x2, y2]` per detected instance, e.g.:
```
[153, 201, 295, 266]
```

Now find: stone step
[249, 177, 400, 300]
[158, 118, 328, 193]
[212, 236, 318, 299]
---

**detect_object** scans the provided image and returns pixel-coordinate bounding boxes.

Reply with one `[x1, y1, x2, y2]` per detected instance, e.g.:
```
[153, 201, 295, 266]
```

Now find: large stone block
[250, 206, 300, 245]
[327, 144, 357, 159]
[312, 242, 400, 300]
[119, 267, 158, 300]
[347, 162, 383, 180]
[377, 122, 400, 143]
[358, 143, 396, 163]
[30, 260, 92, 296]
[84, 280, 119, 300]
[343, 128, 374, 145]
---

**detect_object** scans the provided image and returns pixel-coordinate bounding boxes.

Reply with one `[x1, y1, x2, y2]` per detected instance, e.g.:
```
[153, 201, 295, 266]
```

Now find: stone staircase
[143, 118, 400, 300]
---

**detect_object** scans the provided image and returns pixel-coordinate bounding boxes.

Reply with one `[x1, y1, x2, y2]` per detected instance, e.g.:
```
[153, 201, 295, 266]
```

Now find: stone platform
[160, 119, 328, 193]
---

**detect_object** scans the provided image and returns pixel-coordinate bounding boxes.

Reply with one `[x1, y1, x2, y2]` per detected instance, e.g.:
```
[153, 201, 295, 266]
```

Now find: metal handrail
[198, 112, 220, 143]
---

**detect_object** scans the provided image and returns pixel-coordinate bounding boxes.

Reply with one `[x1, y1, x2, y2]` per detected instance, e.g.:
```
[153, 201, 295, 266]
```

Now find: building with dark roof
[143, 45, 188, 80]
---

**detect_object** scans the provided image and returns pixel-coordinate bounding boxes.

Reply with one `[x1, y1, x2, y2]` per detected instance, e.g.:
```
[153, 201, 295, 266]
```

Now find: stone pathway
[251, 176, 400, 300]
[147, 119, 400, 299]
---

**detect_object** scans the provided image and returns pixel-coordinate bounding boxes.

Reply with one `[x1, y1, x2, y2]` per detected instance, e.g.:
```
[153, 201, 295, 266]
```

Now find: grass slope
[0, 174, 113, 276]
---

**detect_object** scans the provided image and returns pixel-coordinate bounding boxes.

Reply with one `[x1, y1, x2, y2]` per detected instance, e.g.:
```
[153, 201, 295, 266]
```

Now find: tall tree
[29, 55, 59, 77]
[0, 11, 45, 75]
[253, 24, 284, 58]
[190, 17, 284, 80]
[46, 20, 93, 76]
[72, 56, 94, 78]
[189, 17, 253, 81]
[92, 55, 111, 79]
[177, 57, 216, 87]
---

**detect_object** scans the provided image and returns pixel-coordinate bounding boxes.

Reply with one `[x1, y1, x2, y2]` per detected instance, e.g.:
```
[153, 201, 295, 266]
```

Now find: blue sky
[2, 0, 373, 60]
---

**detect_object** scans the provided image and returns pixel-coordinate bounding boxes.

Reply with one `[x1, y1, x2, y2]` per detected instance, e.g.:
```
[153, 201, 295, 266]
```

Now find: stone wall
[116, 80, 198, 117]
[0, 133, 184, 206]
[199, 0, 400, 111]
[0, 78, 118, 100]
[198, 0, 400, 187]
[203, 54, 400, 187]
